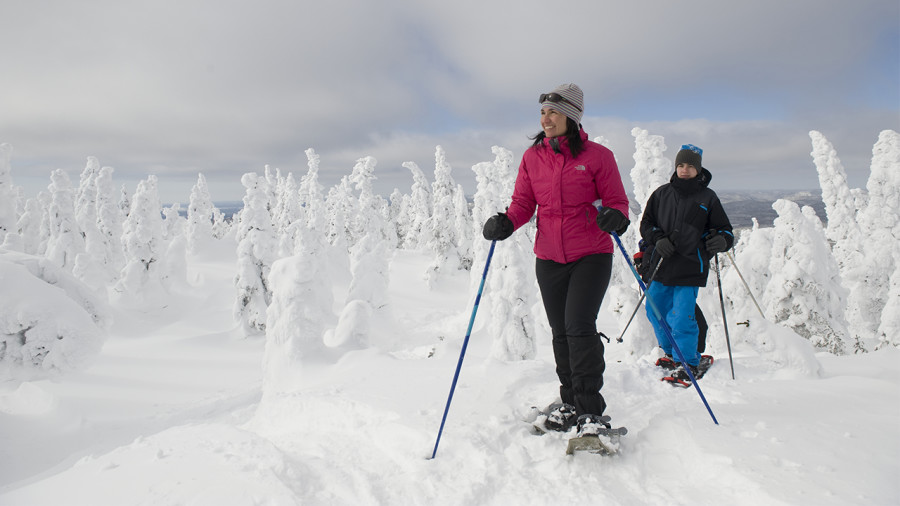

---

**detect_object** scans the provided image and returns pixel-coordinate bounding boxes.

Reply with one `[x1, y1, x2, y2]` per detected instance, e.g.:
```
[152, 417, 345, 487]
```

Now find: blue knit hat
[675, 144, 703, 169]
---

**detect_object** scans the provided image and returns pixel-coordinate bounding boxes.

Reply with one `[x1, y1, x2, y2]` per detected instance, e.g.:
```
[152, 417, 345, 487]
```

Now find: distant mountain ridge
[204, 190, 826, 229]
[718, 190, 825, 228]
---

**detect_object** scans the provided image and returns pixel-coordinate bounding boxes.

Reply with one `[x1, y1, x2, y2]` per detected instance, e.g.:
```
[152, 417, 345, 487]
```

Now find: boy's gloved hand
[705, 234, 727, 255]
[655, 237, 675, 258]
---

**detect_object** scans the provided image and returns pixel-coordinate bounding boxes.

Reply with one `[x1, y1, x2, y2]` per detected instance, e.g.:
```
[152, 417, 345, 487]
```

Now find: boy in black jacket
[640, 144, 733, 383]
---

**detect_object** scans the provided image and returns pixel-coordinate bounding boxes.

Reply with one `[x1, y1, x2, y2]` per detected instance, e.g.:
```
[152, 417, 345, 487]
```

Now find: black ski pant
[535, 253, 612, 418]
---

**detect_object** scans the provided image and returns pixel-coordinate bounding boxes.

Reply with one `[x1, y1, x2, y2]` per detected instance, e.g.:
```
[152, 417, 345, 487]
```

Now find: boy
[640, 144, 733, 384]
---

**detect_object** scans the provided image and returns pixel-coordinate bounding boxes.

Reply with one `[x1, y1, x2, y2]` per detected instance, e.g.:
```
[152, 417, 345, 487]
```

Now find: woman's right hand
[482, 213, 514, 241]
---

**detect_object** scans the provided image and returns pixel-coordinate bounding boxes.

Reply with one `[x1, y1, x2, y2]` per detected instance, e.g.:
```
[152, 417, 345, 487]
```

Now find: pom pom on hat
[540, 83, 584, 124]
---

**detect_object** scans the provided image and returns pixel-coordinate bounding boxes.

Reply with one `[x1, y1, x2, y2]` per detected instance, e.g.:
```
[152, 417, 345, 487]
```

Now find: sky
[2, 0, 898, 203]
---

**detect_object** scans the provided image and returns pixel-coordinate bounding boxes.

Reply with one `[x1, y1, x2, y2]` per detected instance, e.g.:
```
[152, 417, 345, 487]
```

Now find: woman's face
[676, 163, 699, 179]
[540, 107, 568, 138]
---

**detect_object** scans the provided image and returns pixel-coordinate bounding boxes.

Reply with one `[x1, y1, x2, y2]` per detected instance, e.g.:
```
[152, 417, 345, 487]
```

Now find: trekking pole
[430, 240, 497, 459]
[725, 251, 766, 320]
[713, 255, 735, 380]
[610, 230, 719, 425]
[616, 257, 663, 343]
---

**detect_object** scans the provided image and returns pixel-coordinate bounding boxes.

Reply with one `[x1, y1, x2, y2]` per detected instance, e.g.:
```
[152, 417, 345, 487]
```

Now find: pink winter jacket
[506, 129, 629, 264]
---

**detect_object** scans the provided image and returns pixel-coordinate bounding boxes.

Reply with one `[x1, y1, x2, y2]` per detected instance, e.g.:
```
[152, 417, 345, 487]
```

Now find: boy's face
[676, 163, 699, 179]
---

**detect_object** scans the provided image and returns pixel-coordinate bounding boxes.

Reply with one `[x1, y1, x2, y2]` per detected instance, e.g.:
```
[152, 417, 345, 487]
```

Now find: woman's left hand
[596, 207, 630, 235]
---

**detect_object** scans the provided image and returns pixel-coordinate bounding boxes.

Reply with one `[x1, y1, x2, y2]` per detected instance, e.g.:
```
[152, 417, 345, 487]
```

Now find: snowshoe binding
[655, 355, 678, 370]
[662, 355, 714, 387]
[531, 403, 578, 435]
[566, 414, 628, 456]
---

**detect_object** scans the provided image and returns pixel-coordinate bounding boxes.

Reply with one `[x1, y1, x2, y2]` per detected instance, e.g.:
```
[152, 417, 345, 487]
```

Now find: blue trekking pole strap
[431, 239, 497, 459]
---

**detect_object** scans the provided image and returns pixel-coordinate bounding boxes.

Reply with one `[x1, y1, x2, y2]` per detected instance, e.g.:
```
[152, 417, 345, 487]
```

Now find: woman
[482, 83, 630, 435]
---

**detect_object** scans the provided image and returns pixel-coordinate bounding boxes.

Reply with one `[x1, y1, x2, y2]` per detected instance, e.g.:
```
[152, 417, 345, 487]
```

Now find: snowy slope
[1, 245, 898, 506]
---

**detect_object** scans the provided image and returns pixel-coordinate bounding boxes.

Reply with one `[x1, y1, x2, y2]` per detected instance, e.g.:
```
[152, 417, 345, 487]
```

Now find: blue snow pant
[646, 283, 701, 367]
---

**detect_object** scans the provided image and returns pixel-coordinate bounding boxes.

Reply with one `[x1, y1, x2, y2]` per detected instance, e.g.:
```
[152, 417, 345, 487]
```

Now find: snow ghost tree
[608, 128, 671, 354]
[115, 175, 166, 300]
[263, 252, 334, 392]
[44, 169, 85, 272]
[15, 198, 43, 255]
[424, 146, 464, 285]
[330, 232, 390, 351]
[472, 146, 537, 361]
[0, 143, 17, 243]
[809, 131, 870, 343]
[762, 199, 850, 354]
[862, 130, 900, 348]
[187, 173, 216, 253]
[234, 173, 278, 335]
[93, 166, 126, 284]
[398, 161, 432, 250]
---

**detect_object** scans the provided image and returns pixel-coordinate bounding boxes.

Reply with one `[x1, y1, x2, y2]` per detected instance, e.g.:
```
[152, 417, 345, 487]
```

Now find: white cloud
[1, 0, 897, 201]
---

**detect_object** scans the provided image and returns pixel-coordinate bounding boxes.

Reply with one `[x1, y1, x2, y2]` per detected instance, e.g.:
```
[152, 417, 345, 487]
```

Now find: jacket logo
[575, 165, 586, 171]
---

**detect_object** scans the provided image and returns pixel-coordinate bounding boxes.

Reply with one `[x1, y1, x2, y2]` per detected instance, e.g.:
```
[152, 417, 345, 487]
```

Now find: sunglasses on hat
[539, 92, 582, 112]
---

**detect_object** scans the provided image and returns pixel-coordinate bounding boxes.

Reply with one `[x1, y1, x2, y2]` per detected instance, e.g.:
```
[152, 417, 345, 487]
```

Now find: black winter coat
[640, 168, 733, 287]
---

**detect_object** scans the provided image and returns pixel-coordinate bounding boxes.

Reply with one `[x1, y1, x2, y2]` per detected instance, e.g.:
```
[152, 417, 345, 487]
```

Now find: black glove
[482, 212, 514, 241]
[705, 234, 727, 255]
[655, 237, 675, 258]
[596, 207, 630, 235]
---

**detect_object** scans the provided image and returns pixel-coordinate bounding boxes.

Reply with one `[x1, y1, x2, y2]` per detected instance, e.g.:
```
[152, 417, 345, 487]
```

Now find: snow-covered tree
[471, 146, 538, 361]
[629, 127, 671, 218]
[862, 130, 900, 348]
[234, 173, 278, 335]
[44, 169, 85, 272]
[398, 161, 432, 250]
[115, 175, 166, 299]
[424, 146, 463, 285]
[387, 188, 405, 247]
[452, 183, 473, 271]
[15, 197, 43, 255]
[762, 200, 850, 354]
[186, 173, 216, 252]
[0, 143, 17, 242]
[299, 149, 325, 230]
[262, 250, 334, 392]
[324, 175, 354, 251]
[94, 166, 126, 279]
[0, 250, 110, 381]
[349, 155, 388, 243]
[71, 157, 110, 293]
[607, 128, 671, 353]
[330, 232, 390, 351]
[809, 131, 870, 342]
[274, 172, 301, 257]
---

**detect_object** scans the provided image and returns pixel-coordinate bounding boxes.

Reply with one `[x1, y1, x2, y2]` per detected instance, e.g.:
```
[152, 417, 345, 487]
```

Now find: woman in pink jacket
[483, 83, 630, 436]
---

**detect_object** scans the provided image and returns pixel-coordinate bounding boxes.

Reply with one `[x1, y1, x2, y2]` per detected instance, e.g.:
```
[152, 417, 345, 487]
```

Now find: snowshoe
[655, 355, 678, 370]
[662, 355, 714, 387]
[566, 414, 627, 456]
[531, 402, 577, 434]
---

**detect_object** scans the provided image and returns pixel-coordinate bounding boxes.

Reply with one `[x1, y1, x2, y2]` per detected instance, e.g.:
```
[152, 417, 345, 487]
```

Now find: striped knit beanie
[540, 83, 584, 124]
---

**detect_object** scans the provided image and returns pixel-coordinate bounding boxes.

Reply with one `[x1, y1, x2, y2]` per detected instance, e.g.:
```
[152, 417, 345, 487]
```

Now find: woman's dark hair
[529, 118, 584, 157]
